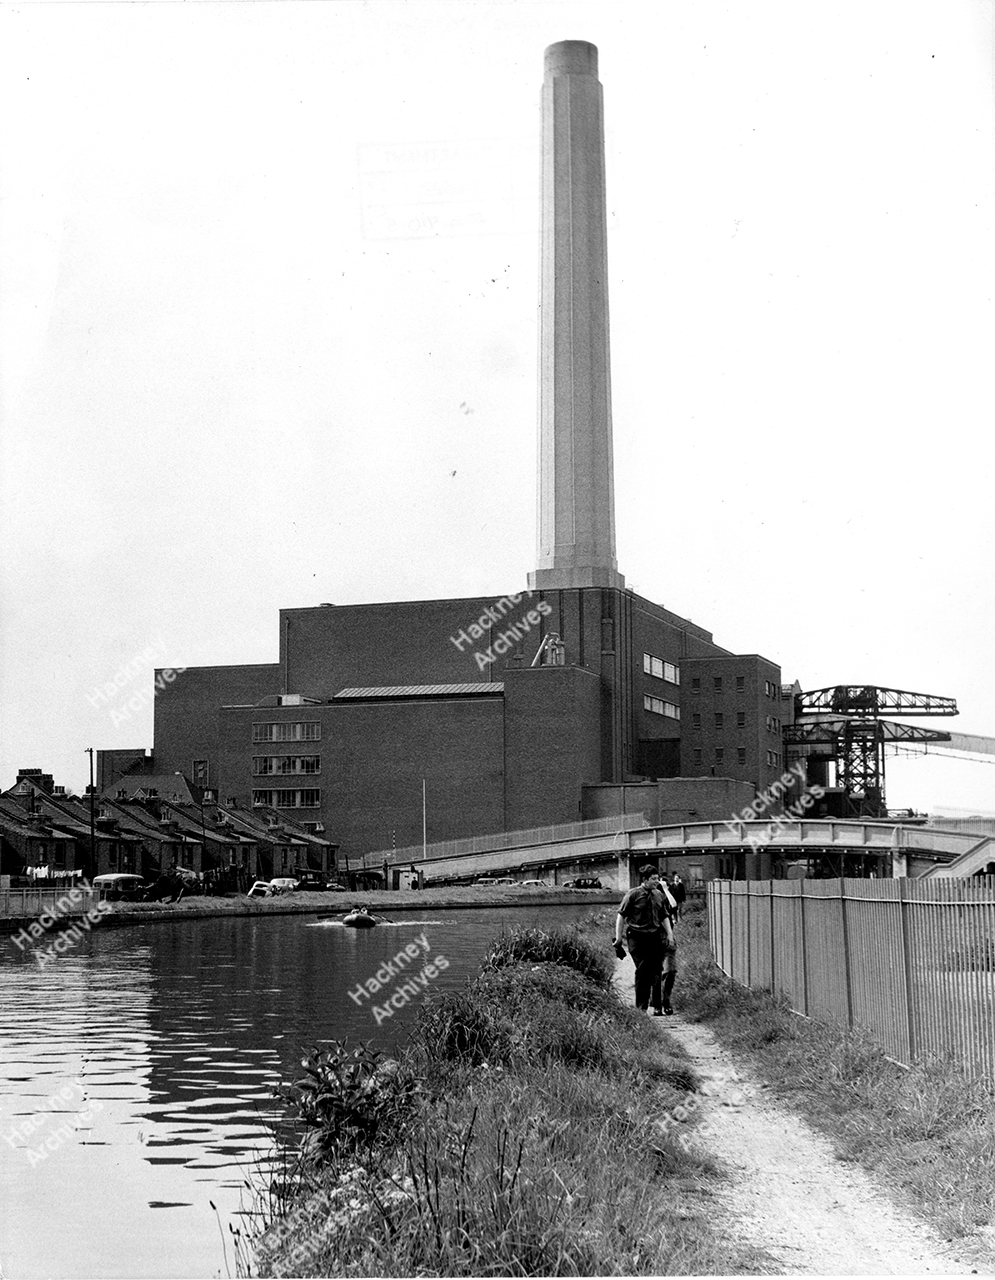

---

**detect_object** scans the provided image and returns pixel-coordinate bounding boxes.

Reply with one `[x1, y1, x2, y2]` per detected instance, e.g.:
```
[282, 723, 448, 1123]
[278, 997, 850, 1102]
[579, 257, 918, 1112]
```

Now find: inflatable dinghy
[343, 907, 377, 929]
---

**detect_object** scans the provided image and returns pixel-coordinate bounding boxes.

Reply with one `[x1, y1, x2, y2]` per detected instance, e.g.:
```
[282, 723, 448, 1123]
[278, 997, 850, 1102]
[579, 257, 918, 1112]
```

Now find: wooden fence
[707, 878, 995, 1076]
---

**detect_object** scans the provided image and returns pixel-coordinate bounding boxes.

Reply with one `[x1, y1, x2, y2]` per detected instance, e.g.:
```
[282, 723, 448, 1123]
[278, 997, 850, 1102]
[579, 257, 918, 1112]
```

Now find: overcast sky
[1, 0, 993, 814]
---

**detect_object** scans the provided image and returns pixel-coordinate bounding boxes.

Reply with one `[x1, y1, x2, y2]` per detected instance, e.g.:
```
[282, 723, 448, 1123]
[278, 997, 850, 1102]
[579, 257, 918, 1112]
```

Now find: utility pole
[85, 747, 96, 881]
[199, 797, 208, 889]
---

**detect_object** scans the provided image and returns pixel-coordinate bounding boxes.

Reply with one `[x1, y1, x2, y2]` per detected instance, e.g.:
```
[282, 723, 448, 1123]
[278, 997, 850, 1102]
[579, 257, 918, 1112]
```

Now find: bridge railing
[708, 877, 995, 1076]
[361, 812, 649, 869]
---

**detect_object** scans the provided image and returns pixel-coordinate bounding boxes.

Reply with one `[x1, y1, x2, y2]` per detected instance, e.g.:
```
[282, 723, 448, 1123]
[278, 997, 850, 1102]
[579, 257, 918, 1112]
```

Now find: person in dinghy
[343, 904, 379, 928]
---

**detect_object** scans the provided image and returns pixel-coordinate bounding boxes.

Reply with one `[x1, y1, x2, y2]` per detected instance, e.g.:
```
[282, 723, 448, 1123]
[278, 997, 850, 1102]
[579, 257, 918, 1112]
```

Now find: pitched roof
[106, 774, 198, 803]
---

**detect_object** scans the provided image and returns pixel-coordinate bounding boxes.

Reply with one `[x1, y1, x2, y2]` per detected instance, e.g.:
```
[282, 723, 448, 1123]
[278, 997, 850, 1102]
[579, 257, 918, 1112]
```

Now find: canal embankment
[0, 885, 619, 933]
[250, 919, 771, 1278]
[91, 886, 619, 929]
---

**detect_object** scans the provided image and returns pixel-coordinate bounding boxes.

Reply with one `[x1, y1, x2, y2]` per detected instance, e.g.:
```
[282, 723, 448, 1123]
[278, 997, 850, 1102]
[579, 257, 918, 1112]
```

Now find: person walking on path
[665, 870, 687, 920]
[614, 865, 678, 1015]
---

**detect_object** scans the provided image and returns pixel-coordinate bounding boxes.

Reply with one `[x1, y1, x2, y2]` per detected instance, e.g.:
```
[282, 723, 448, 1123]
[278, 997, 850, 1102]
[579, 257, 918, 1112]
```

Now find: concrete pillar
[529, 41, 624, 592]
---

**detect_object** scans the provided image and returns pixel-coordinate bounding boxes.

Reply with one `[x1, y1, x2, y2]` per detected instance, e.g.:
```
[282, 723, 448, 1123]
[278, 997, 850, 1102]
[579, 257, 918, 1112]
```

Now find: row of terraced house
[0, 767, 342, 891]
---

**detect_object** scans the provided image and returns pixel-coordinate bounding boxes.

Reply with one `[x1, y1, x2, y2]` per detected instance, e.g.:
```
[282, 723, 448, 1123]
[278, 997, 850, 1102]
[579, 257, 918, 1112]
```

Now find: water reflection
[0, 903, 598, 1278]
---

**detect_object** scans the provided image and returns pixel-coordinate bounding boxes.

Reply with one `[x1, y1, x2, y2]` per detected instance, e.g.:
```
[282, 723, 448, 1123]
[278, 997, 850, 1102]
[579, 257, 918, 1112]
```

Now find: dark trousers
[627, 932, 664, 1011]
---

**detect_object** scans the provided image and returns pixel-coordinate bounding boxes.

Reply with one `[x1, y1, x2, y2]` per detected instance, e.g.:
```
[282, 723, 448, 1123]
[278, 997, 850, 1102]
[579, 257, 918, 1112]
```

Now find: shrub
[277, 1041, 417, 1163]
[476, 959, 620, 1016]
[413, 987, 514, 1067]
[481, 925, 615, 988]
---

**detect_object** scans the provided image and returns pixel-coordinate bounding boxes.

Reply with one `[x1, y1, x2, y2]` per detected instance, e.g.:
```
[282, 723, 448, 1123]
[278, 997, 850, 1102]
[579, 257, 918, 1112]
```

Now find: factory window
[714, 713, 724, 729]
[253, 756, 320, 776]
[643, 695, 679, 719]
[713, 677, 723, 692]
[252, 789, 321, 808]
[736, 675, 745, 690]
[643, 653, 680, 684]
[737, 711, 746, 728]
[691, 677, 700, 692]
[692, 749, 702, 764]
[252, 722, 321, 743]
[692, 713, 701, 729]
[737, 747, 747, 764]
[715, 748, 725, 763]
[193, 759, 209, 785]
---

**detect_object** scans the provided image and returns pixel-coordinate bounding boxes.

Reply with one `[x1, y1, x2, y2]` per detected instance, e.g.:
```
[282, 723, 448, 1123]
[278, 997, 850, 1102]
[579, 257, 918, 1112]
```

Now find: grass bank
[99, 885, 617, 928]
[246, 919, 772, 1278]
[678, 897, 995, 1252]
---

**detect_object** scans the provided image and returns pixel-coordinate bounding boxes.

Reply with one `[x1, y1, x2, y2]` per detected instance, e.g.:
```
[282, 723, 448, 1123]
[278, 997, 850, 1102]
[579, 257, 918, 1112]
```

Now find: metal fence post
[745, 881, 752, 987]
[769, 879, 776, 996]
[799, 880, 809, 1016]
[839, 876, 853, 1029]
[898, 878, 916, 1062]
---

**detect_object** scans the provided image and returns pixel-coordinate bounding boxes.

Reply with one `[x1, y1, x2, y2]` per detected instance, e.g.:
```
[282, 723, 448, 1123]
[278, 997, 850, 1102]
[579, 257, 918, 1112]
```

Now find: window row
[643, 695, 680, 719]
[252, 789, 321, 808]
[253, 756, 321, 776]
[766, 750, 782, 768]
[689, 675, 781, 695]
[642, 653, 680, 685]
[692, 711, 751, 729]
[692, 747, 748, 765]
[252, 722, 321, 743]
[689, 675, 746, 693]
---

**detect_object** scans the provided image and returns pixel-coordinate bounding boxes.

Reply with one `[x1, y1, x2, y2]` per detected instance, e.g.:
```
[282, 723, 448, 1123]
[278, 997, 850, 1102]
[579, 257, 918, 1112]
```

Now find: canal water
[0, 903, 601, 1279]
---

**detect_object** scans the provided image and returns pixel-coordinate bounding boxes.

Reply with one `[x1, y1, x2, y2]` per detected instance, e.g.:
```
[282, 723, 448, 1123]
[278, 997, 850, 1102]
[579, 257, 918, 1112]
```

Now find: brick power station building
[98, 42, 802, 865]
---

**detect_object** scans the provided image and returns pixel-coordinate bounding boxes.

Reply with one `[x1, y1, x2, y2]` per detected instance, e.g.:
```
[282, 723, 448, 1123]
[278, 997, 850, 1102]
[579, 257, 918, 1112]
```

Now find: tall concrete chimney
[528, 41, 624, 592]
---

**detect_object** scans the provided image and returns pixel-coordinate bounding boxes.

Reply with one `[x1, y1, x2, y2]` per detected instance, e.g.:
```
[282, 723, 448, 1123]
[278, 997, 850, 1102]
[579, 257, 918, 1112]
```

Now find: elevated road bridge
[362, 815, 995, 888]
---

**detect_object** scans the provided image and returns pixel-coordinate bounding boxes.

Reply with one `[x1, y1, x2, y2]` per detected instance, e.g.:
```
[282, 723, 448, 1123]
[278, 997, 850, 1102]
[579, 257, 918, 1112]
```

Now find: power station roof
[334, 683, 504, 699]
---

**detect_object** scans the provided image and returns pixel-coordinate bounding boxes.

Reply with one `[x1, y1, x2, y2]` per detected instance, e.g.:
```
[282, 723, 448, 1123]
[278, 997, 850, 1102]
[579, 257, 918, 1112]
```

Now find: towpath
[613, 960, 993, 1277]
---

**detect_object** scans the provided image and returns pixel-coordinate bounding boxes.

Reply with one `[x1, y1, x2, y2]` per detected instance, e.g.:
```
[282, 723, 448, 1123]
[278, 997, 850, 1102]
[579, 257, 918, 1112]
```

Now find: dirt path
[613, 961, 992, 1277]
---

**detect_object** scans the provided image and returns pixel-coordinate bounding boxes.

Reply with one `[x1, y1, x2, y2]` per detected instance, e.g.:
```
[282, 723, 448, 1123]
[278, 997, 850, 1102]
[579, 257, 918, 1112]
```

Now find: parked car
[520, 879, 550, 888]
[324, 882, 348, 892]
[564, 877, 603, 889]
[92, 873, 150, 902]
[473, 875, 517, 886]
[247, 880, 276, 898]
[295, 874, 330, 892]
[269, 877, 300, 894]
